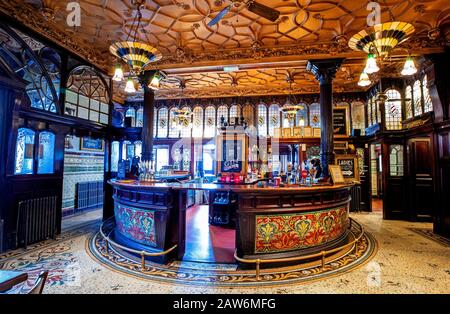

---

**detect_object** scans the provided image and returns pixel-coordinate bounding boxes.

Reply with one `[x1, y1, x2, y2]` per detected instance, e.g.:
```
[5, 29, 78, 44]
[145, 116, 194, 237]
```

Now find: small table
[0, 270, 28, 293]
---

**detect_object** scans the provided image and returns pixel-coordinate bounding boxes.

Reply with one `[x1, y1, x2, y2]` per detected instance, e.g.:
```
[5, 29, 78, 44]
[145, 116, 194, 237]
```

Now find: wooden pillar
[140, 71, 156, 162]
[307, 59, 343, 178]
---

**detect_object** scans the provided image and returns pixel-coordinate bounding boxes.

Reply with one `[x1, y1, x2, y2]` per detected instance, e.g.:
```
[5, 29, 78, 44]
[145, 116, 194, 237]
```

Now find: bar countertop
[109, 179, 354, 193]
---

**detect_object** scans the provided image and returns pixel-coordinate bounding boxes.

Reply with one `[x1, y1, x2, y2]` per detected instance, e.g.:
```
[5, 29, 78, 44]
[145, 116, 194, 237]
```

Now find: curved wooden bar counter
[109, 180, 353, 265]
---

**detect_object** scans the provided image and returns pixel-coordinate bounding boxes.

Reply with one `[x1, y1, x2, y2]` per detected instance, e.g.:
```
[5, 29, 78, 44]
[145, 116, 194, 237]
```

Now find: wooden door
[407, 137, 434, 220]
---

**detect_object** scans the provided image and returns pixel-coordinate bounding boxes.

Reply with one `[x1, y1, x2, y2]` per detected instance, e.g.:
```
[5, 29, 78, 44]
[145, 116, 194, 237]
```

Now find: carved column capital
[306, 59, 344, 85]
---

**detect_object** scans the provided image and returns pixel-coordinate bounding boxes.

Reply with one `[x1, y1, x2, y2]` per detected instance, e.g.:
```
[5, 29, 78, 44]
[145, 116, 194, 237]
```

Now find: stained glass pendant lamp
[349, 22, 415, 57]
[109, 0, 162, 93]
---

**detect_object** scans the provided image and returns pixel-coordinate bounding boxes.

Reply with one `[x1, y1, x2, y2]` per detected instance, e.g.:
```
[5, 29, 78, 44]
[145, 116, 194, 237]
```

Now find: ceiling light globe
[125, 78, 136, 93]
[364, 54, 380, 74]
[401, 57, 418, 76]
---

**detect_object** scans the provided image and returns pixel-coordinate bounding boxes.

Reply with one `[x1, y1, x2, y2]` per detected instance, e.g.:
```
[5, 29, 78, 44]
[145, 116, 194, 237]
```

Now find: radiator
[350, 184, 362, 212]
[75, 181, 103, 213]
[16, 196, 57, 249]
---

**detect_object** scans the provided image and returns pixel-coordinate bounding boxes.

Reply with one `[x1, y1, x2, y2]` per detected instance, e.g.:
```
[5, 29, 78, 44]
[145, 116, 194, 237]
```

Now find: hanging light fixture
[401, 56, 417, 76]
[364, 53, 380, 74]
[148, 71, 162, 90]
[112, 64, 124, 82]
[357, 71, 371, 87]
[125, 78, 136, 93]
[110, 0, 163, 93]
[280, 78, 304, 125]
[349, 8, 416, 87]
[349, 22, 415, 58]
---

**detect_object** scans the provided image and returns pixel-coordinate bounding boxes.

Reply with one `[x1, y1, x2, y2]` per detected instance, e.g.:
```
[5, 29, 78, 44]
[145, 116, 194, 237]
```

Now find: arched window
[134, 141, 142, 159]
[217, 106, 228, 125]
[257, 104, 268, 136]
[0, 26, 59, 113]
[168, 107, 179, 138]
[296, 104, 308, 127]
[136, 107, 144, 127]
[389, 145, 404, 176]
[423, 76, 433, 113]
[157, 107, 168, 138]
[15, 128, 35, 175]
[371, 96, 378, 124]
[309, 103, 320, 127]
[192, 106, 203, 137]
[367, 99, 373, 126]
[204, 106, 216, 137]
[405, 86, 413, 120]
[413, 80, 423, 117]
[125, 107, 136, 127]
[351, 101, 365, 135]
[122, 141, 133, 160]
[268, 104, 280, 136]
[385, 89, 402, 130]
[180, 106, 192, 138]
[37, 131, 55, 174]
[243, 104, 254, 127]
[153, 107, 158, 137]
[229, 105, 239, 121]
[65, 66, 110, 124]
[111, 141, 120, 172]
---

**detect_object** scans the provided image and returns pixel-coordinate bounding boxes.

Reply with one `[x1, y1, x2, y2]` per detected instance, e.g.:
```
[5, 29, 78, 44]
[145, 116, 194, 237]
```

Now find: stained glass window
[192, 106, 203, 138]
[385, 89, 402, 130]
[367, 99, 373, 126]
[229, 105, 239, 121]
[405, 85, 413, 120]
[257, 104, 268, 136]
[37, 131, 55, 174]
[15, 128, 35, 175]
[0, 27, 59, 113]
[243, 104, 254, 127]
[111, 141, 120, 172]
[134, 141, 142, 159]
[296, 104, 308, 127]
[268, 104, 280, 137]
[423, 76, 433, 113]
[182, 148, 191, 171]
[413, 80, 423, 117]
[157, 107, 168, 138]
[136, 107, 144, 127]
[180, 107, 192, 138]
[153, 107, 158, 137]
[389, 145, 404, 176]
[204, 106, 216, 138]
[125, 107, 136, 127]
[371, 96, 378, 124]
[217, 106, 228, 125]
[351, 101, 365, 135]
[65, 66, 110, 124]
[309, 103, 320, 127]
[168, 107, 180, 138]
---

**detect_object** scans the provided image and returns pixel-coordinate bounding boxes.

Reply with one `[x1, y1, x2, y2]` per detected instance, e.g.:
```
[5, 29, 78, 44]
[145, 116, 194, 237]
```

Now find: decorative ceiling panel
[2, 0, 449, 101]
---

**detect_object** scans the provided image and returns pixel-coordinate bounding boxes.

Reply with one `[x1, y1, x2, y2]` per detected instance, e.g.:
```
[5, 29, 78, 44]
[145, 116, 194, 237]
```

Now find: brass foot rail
[99, 218, 178, 271]
[234, 218, 364, 281]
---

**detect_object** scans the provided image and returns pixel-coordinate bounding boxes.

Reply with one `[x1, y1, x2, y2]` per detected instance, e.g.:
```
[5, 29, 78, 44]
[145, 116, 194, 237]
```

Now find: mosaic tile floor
[1, 212, 450, 294]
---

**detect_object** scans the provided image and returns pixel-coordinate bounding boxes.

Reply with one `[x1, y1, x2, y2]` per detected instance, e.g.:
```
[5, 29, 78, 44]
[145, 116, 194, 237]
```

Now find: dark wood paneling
[435, 129, 450, 238]
[408, 138, 434, 220]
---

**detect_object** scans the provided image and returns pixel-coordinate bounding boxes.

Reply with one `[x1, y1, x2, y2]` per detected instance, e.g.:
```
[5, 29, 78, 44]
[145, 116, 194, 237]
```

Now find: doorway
[370, 143, 383, 213]
[61, 135, 104, 231]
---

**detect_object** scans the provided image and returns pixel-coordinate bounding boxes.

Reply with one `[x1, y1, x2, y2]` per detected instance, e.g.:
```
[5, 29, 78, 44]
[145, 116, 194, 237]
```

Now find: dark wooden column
[307, 59, 343, 178]
[139, 71, 157, 162]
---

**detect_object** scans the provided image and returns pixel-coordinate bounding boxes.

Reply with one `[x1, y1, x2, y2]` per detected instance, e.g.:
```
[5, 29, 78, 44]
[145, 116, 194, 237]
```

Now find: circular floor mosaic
[87, 222, 377, 287]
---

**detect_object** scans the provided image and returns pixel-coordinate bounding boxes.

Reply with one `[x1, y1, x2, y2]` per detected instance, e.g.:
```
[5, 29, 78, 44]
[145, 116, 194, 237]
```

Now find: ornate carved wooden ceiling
[2, 0, 449, 101]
